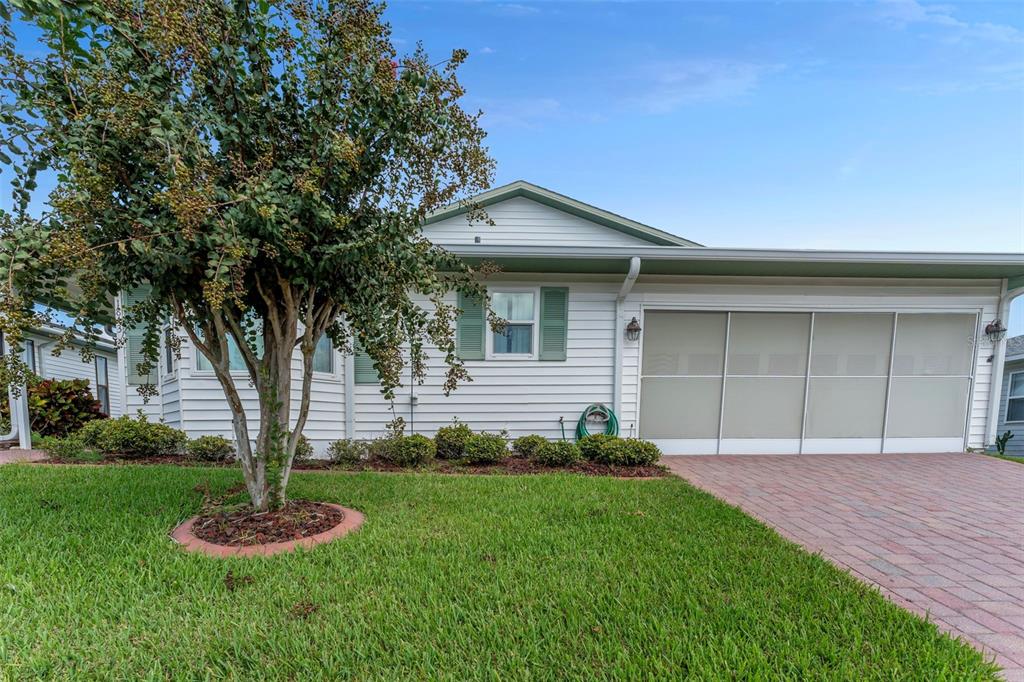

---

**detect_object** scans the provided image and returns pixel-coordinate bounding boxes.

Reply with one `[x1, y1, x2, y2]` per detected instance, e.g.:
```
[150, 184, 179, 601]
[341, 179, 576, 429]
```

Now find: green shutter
[539, 287, 569, 361]
[352, 339, 378, 384]
[123, 286, 153, 385]
[456, 291, 485, 361]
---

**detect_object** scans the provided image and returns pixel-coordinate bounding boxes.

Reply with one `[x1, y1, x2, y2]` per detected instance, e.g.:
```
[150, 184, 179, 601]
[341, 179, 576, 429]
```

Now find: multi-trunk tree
[0, 0, 496, 510]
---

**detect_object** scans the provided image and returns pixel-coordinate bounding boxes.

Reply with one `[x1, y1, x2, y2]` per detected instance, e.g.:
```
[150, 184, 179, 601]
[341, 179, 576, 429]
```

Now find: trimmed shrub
[512, 434, 547, 459]
[434, 420, 473, 459]
[595, 438, 662, 466]
[40, 434, 97, 461]
[0, 378, 105, 437]
[384, 434, 435, 466]
[577, 433, 617, 461]
[534, 440, 581, 467]
[76, 414, 186, 458]
[464, 432, 508, 464]
[186, 435, 235, 462]
[327, 438, 368, 464]
[292, 434, 315, 461]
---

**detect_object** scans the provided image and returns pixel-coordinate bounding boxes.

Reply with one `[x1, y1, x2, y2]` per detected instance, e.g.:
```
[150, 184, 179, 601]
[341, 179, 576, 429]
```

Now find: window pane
[727, 313, 810, 376]
[722, 377, 805, 438]
[1010, 374, 1024, 398]
[641, 312, 726, 376]
[1008, 398, 1024, 422]
[886, 377, 970, 438]
[313, 335, 333, 373]
[195, 334, 263, 371]
[811, 313, 893, 377]
[806, 377, 887, 438]
[640, 377, 722, 438]
[97, 385, 110, 415]
[492, 292, 534, 322]
[892, 314, 975, 376]
[493, 324, 532, 354]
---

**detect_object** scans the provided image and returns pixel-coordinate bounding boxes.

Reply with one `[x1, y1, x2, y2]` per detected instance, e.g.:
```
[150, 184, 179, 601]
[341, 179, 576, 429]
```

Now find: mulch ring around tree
[294, 457, 670, 478]
[171, 500, 365, 558]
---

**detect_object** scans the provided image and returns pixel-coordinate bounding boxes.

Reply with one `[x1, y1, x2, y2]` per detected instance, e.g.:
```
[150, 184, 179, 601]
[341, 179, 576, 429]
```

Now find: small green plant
[327, 438, 368, 464]
[291, 434, 315, 462]
[186, 435, 235, 462]
[435, 420, 473, 459]
[577, 433, 618, 461]
[75, 414, 187, 458]
[595, 438, 662, 466]
[464, 432, 508, 464]
[0, 378, 105, 437]
[995, 430, 1015, 455]
[384, 434, 436, 466]
[534, 440, 581, 467]
[39, 434, 100, 461]
[512, 434, 547, 459]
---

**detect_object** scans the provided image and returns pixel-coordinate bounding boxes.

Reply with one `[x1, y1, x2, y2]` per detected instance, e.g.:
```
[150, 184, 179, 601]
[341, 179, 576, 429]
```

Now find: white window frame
[1006, 371, 1024, 424]
[485, 286, 540, 361]
[311, 334, 340, 379]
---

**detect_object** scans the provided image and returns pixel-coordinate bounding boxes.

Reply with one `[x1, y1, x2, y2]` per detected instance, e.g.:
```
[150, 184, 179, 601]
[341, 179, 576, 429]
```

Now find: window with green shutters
[456, 287, 568, 362]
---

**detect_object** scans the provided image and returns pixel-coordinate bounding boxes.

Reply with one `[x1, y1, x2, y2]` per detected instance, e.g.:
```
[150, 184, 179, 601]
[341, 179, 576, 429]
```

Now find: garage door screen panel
[640, 377, 722, 438]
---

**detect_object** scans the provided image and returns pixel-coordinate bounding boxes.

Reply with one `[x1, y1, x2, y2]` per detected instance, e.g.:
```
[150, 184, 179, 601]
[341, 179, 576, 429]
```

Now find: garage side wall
[620, 277, 1002, 452]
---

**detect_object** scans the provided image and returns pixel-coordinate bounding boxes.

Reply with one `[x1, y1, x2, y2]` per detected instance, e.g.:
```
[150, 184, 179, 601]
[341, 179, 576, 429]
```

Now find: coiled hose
[575, 403, 619, 441]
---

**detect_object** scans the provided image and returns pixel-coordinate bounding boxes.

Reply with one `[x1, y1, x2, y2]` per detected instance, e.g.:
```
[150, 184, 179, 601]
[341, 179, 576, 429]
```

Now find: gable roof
[1007, 335, 1024, 361]
[423, 180, 700, 247]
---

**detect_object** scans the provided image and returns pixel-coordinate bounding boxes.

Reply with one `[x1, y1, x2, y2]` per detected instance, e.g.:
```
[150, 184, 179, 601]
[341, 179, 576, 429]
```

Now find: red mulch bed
[296, 457, 669, 478]
[45, 454, 234, 467]
[190, 500, 345, 547]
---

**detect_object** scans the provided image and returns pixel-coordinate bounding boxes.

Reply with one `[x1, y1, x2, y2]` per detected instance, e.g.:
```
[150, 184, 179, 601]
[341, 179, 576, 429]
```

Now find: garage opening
[639, 310, 978, 454]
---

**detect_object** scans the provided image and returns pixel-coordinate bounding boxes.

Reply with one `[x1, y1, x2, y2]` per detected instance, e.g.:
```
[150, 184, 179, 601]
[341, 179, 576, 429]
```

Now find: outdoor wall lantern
[625, 317, 642, 341]
[984, 319, 1008, 343]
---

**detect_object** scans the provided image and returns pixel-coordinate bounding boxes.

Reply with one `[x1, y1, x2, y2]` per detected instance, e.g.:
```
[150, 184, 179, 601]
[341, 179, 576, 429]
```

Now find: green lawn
[0, 465, 999, 680]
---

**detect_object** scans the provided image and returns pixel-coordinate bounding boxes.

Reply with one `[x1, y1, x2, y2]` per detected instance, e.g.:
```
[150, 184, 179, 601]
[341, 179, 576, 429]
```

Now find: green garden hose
[575, 403, 619, 441]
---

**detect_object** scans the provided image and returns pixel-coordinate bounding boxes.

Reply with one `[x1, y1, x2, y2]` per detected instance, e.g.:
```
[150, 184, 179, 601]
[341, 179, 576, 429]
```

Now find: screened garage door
[638, 311, 978, 454]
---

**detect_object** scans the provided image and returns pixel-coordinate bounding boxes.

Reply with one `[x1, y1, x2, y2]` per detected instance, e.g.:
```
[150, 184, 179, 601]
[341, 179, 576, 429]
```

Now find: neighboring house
[118, 181, 1024, 456]
[995, 335, 1024, 455]
[2, 324, 123, 417]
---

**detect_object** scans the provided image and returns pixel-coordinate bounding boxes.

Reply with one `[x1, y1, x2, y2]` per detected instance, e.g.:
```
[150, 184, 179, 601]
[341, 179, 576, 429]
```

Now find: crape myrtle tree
[0, 0, 498, 510]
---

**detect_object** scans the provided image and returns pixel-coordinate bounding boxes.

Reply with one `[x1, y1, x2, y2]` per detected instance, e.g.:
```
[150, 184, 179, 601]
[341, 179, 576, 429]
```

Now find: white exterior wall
[169, 339, 347, 455]
[27, 333, 123, 417]
[619, 277, 1002, 452]
[423, 197, 654, 247]
[353, 278, 619, 440]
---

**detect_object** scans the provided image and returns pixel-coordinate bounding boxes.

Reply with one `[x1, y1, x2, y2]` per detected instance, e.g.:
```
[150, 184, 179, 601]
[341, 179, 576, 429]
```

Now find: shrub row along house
[32, 181, 1024, 457]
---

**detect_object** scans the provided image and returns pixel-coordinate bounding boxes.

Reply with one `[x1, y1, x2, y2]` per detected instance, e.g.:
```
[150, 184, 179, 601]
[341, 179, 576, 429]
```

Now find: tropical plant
[0, 378, 104, 437]
[995, 430, 1015, 456]
[0, 0, 495, 510]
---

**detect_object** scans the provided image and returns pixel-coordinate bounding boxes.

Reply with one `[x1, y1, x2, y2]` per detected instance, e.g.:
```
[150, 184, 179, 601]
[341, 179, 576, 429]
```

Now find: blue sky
[5, 1, 1024, 324]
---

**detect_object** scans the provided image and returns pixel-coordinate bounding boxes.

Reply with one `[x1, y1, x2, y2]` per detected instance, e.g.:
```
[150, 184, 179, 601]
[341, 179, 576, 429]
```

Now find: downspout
[343, 350, 355, 440]
[613, 257, 642, 418]
[985, 279, 1024, 446]
[1, 345, 32, 448]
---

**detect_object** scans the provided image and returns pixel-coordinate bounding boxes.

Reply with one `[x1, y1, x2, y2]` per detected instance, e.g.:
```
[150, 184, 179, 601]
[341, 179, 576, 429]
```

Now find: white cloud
[492, 3, 541, 17]
[625, 60, 781, 114]
[474, 97, 563, 129]
[875, 0, 1023, 43]
[479, 46, 496, 55]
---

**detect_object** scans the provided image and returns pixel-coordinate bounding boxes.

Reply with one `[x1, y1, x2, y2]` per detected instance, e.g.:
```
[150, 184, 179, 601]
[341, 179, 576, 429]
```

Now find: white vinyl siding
[996, 360, 1024, 455]
[423, 196, 654, 247]
[25, 332, 123, 417]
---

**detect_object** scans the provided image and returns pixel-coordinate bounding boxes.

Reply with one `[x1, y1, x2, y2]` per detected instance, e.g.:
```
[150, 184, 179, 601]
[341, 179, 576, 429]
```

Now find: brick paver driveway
[665, 453, 1024, 680]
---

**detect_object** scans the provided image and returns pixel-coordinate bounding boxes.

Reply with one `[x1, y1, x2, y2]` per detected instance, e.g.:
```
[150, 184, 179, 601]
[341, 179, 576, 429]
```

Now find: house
[994, 335, 1024, 456]
[116, 181, 1024, 456]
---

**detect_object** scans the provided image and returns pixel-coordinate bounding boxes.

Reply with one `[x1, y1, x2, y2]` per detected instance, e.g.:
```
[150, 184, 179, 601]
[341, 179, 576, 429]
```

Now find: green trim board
[423, 180, 700, 247]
